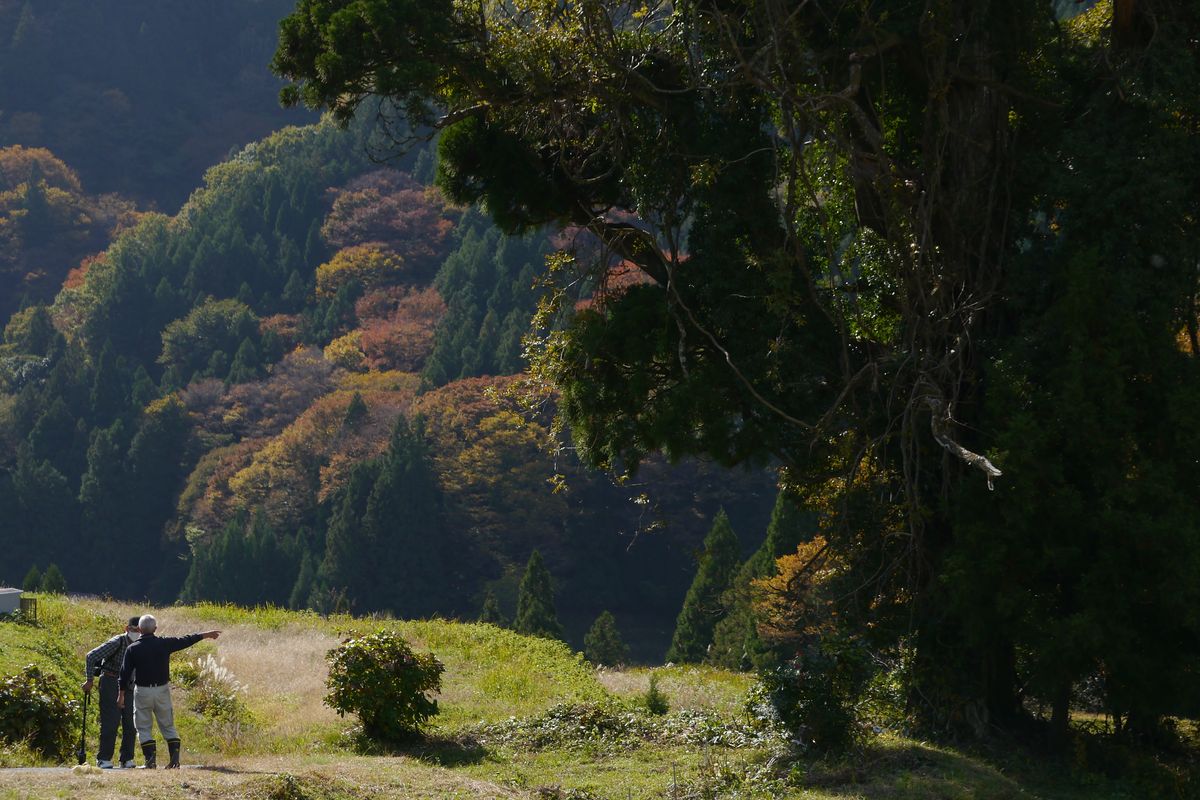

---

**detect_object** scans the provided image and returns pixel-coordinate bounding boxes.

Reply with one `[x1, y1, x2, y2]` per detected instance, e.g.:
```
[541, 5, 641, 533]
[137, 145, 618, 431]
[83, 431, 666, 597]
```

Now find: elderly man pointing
[117, 614, 220, 768]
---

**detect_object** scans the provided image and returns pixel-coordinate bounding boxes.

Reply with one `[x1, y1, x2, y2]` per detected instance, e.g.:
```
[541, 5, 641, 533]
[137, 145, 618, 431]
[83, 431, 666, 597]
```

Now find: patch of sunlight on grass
[598, 663, 755, 716]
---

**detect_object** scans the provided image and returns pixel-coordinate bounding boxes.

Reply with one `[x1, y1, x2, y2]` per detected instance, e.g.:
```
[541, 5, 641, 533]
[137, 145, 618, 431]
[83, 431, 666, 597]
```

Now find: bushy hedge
[0, 665, 76, 760]
[324, 630, 443, 742]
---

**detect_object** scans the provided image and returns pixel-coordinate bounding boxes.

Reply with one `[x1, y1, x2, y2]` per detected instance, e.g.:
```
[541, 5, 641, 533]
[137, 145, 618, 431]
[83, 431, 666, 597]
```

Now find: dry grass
[80, 603, 343, 749]
[193, 622, 342, 739]
[165, 609, 344, 747]
[597, 665, 754, 717]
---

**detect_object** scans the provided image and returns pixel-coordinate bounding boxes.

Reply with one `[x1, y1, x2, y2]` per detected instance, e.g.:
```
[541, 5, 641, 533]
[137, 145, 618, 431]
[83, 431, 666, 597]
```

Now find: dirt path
[0, 757, 520, 799]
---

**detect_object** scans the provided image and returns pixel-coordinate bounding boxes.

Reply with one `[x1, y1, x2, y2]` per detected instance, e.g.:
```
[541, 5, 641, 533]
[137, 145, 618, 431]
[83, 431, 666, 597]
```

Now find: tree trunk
[1050, 681, 1071, 749]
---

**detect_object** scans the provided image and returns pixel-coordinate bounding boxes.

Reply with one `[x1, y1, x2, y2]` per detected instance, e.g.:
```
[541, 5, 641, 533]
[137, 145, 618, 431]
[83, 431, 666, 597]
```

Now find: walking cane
[76, 688, 89, 765]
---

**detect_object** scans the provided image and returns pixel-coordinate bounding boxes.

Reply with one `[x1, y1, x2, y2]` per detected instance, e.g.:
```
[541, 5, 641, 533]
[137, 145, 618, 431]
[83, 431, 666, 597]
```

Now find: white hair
[138, 614, 157, 633]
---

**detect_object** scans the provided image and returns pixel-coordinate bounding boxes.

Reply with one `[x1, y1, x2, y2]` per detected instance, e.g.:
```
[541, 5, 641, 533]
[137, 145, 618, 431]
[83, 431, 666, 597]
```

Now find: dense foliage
[0, 146, 137, 322]
[273, 0, 1200, 744]
[324, 630, 443, 741]
[0, 665, 75, 760]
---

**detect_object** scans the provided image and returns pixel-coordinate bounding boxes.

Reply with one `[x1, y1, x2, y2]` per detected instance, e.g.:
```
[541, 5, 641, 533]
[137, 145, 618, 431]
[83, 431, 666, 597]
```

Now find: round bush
[0, 665, 76, 760]
[749, 637, 871, 752]
[324, 630, 444, 742]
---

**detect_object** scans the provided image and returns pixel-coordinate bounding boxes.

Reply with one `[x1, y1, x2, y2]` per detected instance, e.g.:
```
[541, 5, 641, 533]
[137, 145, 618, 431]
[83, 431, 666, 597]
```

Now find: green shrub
[643, 672, 670, 716]
[184, 653, 252, 749]
[186, 654, 246, 720]
[749, 637, 871, 752]
[324, 630, 444, 742]
[0, 665, 76, 760]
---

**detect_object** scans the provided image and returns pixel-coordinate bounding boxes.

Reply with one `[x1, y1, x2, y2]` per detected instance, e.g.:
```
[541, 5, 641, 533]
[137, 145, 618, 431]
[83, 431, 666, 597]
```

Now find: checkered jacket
[84, 634, 131, 679]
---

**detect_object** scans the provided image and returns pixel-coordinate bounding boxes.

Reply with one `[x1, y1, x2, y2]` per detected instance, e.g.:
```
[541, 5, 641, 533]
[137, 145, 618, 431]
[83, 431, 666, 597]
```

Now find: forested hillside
[0, 0, 315, 208]
[0, 112, 777, 657]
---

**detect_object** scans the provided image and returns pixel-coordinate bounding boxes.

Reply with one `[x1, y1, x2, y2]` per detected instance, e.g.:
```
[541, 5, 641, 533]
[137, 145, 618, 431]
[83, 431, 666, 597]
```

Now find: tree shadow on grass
[405, 733, 490, 767]
[793, 740, 1029, 799]
[790, 734, 1197, 800]
[352, 732, 490, 767]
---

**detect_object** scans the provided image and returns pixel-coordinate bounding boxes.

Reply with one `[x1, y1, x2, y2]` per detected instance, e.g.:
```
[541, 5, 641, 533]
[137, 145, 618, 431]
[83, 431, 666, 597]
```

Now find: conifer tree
[235, 281, 255, 306]
[514, 550, 564, 641]
[709, 490, 811, 670]
[206, 350, 229, 380]
[19, 306, 58, 357]
[250, 512, 300, 606]
[478, 588, 507, 627]
[343, 391, 368, 428]
[320, 460, 381, 609]
[290, 550, 316, 610]
[28, 398, 78, 478]
[665, 509, 740, 663]
[362, 416, 446, 617]
[123, 396, 191, 599]
[584, 611, 629, 666]
[40, 563, 67, 594]
[129, 366, 157, 408]
[227, 337, 261, 384]
[260, 329, 284, 364]
[89, 342, 125, 423]
[282, 269, 308, 311]
[79, 420, 129, 593]
[12, 449, 77, 577]
[22, 565, 41, 592]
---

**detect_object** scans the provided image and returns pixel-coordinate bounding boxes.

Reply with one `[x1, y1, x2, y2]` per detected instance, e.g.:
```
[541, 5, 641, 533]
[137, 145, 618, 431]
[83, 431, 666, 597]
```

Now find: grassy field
[0, 596, 1185, 799]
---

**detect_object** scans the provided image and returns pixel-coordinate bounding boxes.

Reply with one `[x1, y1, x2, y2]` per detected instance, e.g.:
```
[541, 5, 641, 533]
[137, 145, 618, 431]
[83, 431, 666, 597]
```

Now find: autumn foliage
[322, 170, 456, 279]
[357, 286, 446, 371]
[316, 244, 406, 298]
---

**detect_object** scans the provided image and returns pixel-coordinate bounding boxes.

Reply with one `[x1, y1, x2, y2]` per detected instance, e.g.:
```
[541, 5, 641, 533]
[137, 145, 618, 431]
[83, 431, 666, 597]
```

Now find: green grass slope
[0, 596, 1172, 799]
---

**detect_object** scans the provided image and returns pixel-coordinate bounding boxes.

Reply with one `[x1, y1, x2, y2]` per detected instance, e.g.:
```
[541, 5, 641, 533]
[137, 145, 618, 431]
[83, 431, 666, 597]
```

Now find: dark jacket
[118, 632, 204, 690]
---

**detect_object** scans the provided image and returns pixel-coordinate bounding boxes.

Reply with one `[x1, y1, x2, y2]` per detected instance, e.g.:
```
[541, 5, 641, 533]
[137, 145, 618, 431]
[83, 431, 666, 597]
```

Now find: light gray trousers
[132, 684, 178, 743]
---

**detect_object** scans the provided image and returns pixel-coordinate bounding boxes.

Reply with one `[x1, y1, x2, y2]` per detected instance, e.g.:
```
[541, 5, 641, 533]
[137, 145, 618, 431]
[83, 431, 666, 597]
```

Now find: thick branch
[926, 396, 1001, 489]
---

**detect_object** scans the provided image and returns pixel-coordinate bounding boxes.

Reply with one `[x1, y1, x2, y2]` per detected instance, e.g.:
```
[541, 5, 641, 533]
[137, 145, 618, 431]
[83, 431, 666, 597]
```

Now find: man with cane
[81, 616, 141, 768]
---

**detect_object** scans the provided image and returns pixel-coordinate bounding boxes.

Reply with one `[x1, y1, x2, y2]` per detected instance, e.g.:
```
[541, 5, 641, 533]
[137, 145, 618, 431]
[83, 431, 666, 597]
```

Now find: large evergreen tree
[709, 490, 810, 670]
[361, 415, 447, 618]
[514, 549, 564, 641]
[273, 0, 1200, 739]
[319, 460, 381, 610]
[665, 510, 740, 664]
[315, 416, 448, 617]
[40, 563, 67, 594]
[78, 420, 130, 595]
[22, 565, 41, 592]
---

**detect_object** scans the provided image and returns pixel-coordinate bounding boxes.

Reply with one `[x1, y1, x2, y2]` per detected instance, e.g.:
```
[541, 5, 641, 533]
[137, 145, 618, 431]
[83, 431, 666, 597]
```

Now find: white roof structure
[0, 587, 21, 615]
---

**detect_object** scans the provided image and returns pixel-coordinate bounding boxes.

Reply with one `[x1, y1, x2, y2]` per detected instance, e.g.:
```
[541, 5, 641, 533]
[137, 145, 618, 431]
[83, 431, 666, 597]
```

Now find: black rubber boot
[166, 739, 181, 769]
[141, 741, 156, 769]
